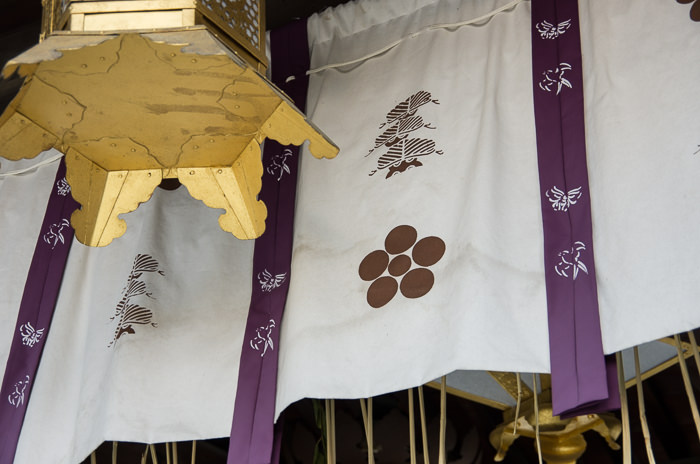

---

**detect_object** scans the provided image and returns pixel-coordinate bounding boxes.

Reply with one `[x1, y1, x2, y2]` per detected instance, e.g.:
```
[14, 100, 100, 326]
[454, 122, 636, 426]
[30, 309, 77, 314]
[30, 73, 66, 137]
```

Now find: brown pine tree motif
[368, 91, 443, 178]
[108, 254, 165, 347]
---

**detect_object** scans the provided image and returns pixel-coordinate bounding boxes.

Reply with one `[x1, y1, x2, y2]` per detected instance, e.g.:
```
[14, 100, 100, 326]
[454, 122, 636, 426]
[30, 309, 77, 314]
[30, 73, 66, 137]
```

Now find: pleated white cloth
[0, 0, 699, 461]
[0, 152, 254, 463]
[275, 0, 700, 414]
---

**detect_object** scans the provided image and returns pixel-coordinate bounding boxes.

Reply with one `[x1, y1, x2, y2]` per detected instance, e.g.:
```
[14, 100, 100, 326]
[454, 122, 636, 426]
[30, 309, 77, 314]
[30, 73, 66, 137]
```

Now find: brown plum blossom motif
[677, 0, 700, 21]
[359, 225, 446, 308]
[367, 91, 443, 178]
[108, 254, 164, 347]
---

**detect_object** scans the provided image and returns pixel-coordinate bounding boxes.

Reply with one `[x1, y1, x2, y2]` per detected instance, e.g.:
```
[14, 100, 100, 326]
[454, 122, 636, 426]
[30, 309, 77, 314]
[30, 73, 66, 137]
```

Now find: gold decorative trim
[0, 32, 338, 246]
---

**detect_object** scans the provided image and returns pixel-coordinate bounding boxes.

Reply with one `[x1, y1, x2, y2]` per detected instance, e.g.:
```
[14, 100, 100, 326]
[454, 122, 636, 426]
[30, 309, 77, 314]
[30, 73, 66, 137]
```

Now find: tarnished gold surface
[41, 0, 266, 70]
[490, 406, 621, 464]
[0, 32, 338, 246]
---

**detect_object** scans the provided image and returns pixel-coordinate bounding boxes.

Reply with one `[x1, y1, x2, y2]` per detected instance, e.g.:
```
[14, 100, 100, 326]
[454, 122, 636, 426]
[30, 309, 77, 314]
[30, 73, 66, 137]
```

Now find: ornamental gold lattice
[41, 0, 267, 71]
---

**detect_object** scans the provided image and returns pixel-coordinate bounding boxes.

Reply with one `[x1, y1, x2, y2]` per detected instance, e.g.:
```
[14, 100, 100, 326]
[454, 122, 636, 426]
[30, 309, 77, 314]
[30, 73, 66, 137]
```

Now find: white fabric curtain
[1, 0, 699, 462]
[275, 0, 700, 414]
[1, 153, 255, 463]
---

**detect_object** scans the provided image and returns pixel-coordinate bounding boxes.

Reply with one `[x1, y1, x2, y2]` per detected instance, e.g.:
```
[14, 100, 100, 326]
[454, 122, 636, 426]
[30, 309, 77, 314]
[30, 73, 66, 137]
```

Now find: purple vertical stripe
[530, 0, 619, 415]
[0, 158, 78, 463]
[228, 19, 309, 464]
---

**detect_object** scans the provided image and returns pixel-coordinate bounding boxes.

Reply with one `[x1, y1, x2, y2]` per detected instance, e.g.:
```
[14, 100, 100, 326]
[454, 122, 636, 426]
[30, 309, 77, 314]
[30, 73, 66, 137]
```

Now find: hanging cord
[0, 153, 63, 178]
[91, 450, 97, 464]
[325, 399, 337, 464]
[513, 373, 523, 435]
[360, 398, 376, 464]
[173, 442, 178, 464]
[418, 386, 430, 464]
[141, 444, 149, 464]
[190, 441, 196, 464]
[112, 442, 118, 464]
[688, 331, 700, 373]
[615, 352, 632, 464]
[634, 346, 656, 464]
[166, 443, 171, 464]
[532, 374, 542, 464]
[306, 0, 525, 75]
[438, 376, 447, 464]
[149, 444, 159, 464]
[408, 388, 417, 464]
[331, 399, 337, 463]
[674, 334, 700, 440]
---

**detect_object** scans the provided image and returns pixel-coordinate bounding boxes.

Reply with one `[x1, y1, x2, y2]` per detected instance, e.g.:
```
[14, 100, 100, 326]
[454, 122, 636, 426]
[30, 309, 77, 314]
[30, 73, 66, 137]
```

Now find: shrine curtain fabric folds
[0, 0, 699, 463]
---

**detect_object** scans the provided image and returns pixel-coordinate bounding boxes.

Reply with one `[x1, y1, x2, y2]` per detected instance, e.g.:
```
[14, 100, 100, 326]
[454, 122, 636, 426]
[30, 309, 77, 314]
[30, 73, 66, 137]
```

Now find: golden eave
[0, 31, 338, 246]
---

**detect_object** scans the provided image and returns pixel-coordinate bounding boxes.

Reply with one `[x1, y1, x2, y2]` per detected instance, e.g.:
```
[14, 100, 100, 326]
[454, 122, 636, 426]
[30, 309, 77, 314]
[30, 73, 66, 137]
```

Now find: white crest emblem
[258, 269, 287, 292]
[250, 319, 276, 357]
[539, 63, 573, 95]
[56, 177, 71, 196]
[536, 19, 571, 39]
[546, 186, 582, 212]
[7, 375, 30, 408]
[43, 218, 71, 249]
[19, 322, 45, 348]
[555, 241, 589, 280]
[266, 148, 293, 181]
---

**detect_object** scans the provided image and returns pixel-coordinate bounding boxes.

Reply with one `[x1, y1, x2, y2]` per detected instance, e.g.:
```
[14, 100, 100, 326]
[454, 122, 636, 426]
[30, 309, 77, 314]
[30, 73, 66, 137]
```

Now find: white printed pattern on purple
[250, 319, 276, 357]
[258, 269, 287, 292]
[43, 218, 70, 249]
[536, 19, 571, 39]
[56, 177, 71, 196]
[19, 322, 44, 348]
[546, 186, 582, 212]
[539, 63, 572, 95]
[266, 148, 293, 181]
[7, 375, 30, 408]
[555, 241, 589, 280]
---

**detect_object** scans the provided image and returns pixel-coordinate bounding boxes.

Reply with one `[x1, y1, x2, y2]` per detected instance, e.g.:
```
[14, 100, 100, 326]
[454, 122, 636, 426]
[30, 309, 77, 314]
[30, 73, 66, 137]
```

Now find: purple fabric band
[530, 0, 619, 416]
[227, 20, 309, 464]
[0, 158, 78, 463]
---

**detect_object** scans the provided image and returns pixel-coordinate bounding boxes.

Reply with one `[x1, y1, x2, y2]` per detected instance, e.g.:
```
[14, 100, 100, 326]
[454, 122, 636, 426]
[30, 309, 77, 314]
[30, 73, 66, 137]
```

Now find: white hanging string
[113, 442, 118, 464]
[306, 0, 526, 75]
[190, 441, 196, 464]
[0, 153, 63, 177]
[615, 352, 631, 464]
[634, 346, 656, 464]
[172, 442, 178, 464]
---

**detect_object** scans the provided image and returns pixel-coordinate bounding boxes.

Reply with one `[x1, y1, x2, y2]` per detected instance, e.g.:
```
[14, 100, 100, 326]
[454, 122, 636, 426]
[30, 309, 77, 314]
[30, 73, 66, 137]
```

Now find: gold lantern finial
[2, 0, 338, 247]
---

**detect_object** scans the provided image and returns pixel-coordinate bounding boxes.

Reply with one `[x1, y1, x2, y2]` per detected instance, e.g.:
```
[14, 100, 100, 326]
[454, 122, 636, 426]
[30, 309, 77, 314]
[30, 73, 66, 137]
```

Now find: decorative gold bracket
[0, 32, 338, 246]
